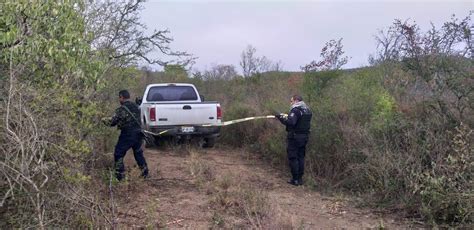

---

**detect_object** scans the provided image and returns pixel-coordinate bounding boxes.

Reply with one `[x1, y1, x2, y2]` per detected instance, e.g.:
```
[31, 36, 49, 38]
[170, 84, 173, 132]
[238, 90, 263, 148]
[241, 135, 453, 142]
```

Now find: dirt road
[112, 146, 415, 229]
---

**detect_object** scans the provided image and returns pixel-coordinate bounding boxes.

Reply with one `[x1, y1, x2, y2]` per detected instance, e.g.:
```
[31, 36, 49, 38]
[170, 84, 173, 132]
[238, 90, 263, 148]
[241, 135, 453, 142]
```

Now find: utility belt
[287, 131, 309, 139]
[119, 127, 143, 135]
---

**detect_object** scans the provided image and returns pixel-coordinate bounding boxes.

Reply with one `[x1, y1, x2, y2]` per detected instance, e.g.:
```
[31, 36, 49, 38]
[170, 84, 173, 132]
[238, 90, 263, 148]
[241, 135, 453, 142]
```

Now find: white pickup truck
[139, 83, 221, 148]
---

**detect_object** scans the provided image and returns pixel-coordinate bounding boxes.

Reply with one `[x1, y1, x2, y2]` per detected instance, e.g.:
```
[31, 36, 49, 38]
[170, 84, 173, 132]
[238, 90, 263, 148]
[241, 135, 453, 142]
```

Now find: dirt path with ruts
[112, 146, 416, 229]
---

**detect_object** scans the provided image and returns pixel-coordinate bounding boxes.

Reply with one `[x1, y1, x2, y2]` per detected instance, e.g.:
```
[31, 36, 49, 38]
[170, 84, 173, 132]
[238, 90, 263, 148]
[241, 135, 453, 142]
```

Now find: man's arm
[109, 114, 120, 126]
[277, 108, 301, 126]
[285, 108, 301, 127]
[277, 114, 288, 125]
[104, 107, 122, 127]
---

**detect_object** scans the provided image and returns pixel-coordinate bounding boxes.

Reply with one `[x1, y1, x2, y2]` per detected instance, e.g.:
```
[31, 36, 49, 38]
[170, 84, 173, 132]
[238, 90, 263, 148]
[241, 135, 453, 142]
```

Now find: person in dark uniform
[103, 90, 149, 180]
[275, 95, 312, 186]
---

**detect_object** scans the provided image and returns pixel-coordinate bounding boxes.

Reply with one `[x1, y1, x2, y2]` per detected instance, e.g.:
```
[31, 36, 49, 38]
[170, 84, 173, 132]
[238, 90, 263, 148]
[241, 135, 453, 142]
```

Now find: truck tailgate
[148, 103, 218, 126]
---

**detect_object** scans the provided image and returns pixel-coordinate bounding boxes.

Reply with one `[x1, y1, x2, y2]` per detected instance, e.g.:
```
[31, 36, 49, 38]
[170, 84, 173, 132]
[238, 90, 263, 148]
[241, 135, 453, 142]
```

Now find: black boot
[297, 177, 304, 186]
[287, 179, 299, 186]
[141, 166, 149, 179]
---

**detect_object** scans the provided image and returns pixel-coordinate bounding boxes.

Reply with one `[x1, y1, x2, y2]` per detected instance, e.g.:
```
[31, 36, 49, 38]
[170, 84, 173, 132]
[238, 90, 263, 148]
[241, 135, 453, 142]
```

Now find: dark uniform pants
[287, 135, 308, 181]
[114, 130, 148, 180]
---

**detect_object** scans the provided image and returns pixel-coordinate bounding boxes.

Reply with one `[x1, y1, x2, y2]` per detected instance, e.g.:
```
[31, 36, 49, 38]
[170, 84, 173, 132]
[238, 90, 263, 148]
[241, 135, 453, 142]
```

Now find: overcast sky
[141, 0, 472, 72]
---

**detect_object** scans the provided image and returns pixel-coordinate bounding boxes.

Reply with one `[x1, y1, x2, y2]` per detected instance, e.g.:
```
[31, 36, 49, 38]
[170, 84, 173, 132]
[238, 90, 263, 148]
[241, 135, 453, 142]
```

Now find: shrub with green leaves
[1, 0, 190, 228]
[0, 1, 112, 228]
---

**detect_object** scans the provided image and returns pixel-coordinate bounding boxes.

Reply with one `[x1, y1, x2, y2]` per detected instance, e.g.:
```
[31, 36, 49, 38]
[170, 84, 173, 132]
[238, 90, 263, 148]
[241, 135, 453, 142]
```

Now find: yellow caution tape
[202, 115, 276, 127]
[143, 114, 286, 136]
[143, 129, 170, 136]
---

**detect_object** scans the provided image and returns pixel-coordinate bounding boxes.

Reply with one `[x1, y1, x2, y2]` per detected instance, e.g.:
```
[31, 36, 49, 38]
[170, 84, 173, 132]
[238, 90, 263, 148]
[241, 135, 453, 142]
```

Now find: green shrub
[370, 91, 397, 132]
[414, 123, 473, 224]
[219, 103, 258, 147]
[205, 66, 472, 226]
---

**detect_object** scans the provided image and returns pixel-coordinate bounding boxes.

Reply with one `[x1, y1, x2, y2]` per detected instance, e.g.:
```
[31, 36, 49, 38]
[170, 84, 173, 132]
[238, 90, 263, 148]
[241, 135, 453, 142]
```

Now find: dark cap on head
[119, 90, 130, 99]
[292, 95, 303, 102]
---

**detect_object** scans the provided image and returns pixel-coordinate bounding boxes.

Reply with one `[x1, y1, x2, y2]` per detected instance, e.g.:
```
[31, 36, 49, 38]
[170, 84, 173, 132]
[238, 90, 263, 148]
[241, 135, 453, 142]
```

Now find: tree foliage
[0, 0, 191, 228]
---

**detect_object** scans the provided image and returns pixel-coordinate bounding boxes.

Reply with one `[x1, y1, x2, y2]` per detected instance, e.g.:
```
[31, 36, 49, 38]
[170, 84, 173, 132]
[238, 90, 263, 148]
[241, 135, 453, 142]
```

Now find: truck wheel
[154, 137, 165, 147]
[202, 137, 216, 148]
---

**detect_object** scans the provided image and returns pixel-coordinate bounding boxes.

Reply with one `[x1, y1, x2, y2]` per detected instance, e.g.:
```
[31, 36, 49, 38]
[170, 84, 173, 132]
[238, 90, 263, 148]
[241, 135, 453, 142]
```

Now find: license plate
[181, 126, 195, 133]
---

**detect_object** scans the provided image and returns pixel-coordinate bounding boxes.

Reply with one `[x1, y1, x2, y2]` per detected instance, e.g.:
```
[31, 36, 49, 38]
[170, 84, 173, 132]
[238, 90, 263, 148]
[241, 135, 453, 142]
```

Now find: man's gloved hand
[274, 113, 282, 119]
[101, 117, 112, 125]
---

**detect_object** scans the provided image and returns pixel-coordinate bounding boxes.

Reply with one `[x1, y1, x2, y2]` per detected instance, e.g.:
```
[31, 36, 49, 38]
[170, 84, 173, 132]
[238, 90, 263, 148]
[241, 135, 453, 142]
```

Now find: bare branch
[84, 0, 194, 68]
[302, 38, 350, 72]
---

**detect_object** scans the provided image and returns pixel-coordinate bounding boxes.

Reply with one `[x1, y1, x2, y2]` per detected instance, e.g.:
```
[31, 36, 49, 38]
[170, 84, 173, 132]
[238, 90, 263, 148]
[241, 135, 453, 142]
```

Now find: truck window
[147, 86, 198, 101]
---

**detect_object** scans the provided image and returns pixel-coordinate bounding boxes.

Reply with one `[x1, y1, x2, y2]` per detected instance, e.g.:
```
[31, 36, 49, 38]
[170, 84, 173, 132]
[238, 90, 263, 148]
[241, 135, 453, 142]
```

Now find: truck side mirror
[200, 94, 205, 101]
[135, 97, 142, 105]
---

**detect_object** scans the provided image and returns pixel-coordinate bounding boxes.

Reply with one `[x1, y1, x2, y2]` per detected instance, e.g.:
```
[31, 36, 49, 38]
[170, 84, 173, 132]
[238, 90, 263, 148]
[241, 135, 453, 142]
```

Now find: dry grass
[185, 151, 275, 228]
[188, 150, 214, 187]
[207, 172, 271, 228]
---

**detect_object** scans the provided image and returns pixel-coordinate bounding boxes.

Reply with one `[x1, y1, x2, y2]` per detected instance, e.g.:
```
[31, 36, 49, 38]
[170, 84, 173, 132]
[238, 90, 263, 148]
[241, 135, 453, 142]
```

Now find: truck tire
[144, 136, 165, 148]
[202, 137, 216, 148]
[154, 136, 166, 147]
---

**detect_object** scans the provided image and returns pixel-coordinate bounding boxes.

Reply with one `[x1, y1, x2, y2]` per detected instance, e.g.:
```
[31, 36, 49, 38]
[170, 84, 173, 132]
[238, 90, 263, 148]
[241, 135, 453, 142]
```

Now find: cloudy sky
[141, 0, 472, 72]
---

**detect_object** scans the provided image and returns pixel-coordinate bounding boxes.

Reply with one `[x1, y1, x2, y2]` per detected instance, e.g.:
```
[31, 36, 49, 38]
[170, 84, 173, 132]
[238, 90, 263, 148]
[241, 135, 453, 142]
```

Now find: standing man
[104, 90, 149, 181]
[275, 95, 312, 186]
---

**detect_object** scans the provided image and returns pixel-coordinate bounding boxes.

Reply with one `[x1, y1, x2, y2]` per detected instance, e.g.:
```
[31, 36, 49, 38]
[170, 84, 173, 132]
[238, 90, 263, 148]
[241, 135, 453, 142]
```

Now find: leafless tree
[1, 58, 48, 229]
[84, 0, 196, 67]
[370, 28, 404, 64]
[240, 45, 259, 77]
[373, 12, 472, 64]
[302, 38, 350, 72]
[203, 64, 238, 80]
[373, 12, 473, 122]
[240, 45, 282, 77]
[271, 60, 284, 72]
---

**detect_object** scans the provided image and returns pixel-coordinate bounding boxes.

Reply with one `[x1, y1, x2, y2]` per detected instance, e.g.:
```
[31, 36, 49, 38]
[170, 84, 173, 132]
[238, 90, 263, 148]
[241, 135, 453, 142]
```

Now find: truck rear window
[146, 86, 198, 101]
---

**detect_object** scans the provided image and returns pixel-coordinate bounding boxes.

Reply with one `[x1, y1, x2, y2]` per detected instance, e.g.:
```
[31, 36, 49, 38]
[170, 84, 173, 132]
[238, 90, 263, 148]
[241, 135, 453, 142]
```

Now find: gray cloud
[141, 0, 472, 72]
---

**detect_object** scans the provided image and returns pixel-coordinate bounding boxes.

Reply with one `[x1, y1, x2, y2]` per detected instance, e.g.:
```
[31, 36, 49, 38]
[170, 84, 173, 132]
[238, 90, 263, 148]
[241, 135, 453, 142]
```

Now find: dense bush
[0, 1, 191, 228]
[122, 55, 473, 226]
[193, 64, 472, 226]
[189, 13, 473, 226]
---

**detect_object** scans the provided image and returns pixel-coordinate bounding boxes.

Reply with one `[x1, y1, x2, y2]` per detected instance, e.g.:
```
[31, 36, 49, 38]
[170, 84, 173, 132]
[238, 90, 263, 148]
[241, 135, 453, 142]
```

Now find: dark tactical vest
[117, 101, 141, 132]
[287, 105, 312, 135]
